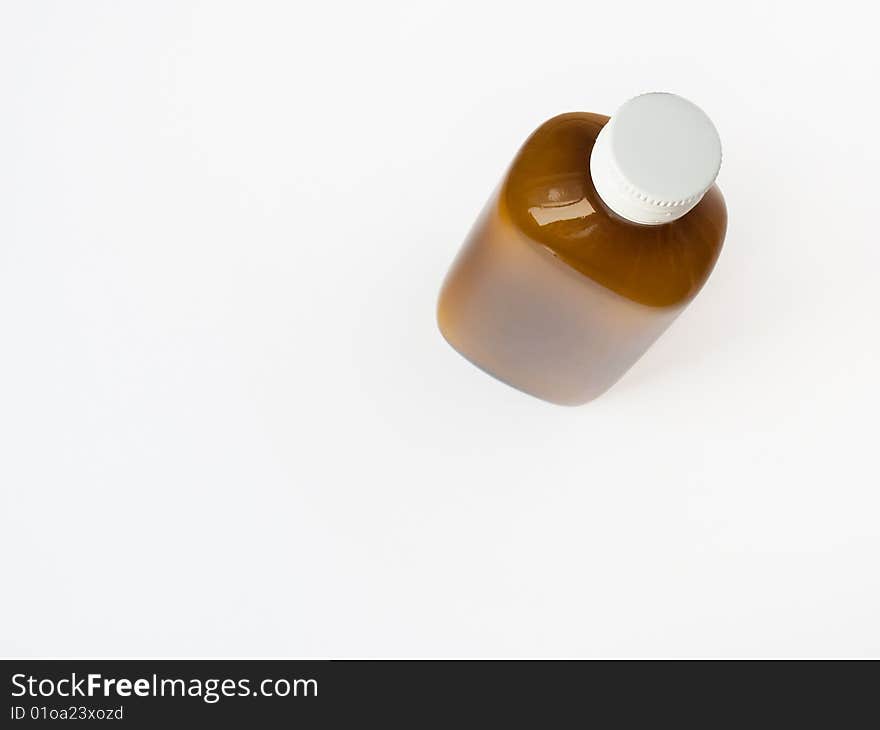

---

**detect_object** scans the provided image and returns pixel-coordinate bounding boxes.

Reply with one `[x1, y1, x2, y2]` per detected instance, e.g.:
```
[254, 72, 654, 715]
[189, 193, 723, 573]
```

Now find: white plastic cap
[590, 92, 722, 225]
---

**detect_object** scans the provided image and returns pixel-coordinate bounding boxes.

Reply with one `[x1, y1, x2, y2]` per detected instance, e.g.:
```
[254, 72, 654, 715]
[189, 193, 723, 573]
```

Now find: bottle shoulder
[501, 112, 727, 308]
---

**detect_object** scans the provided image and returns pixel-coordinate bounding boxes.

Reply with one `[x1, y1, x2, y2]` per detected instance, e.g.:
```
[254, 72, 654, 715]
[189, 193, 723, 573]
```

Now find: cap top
[590, 93, 722, 225]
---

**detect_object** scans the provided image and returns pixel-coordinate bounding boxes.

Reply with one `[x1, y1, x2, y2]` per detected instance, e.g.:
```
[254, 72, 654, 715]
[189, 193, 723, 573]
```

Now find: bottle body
[437, 112, 727, 405]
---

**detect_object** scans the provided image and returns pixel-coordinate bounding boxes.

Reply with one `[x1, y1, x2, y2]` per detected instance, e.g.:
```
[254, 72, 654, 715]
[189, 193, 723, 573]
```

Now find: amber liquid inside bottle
[437, 113, 727, 405]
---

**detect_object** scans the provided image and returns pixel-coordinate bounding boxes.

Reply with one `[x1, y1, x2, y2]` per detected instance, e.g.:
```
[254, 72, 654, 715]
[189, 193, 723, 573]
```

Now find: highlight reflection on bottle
[437, 93, 727, 405]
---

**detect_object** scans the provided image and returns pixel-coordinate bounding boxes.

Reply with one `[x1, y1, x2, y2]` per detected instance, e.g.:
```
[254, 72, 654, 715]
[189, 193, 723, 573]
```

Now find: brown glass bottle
[437, 106, 727, 405]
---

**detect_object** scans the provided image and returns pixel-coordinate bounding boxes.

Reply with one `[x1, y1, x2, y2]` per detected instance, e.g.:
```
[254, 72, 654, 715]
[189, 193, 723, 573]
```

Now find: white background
[2, 1, 878, 658]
